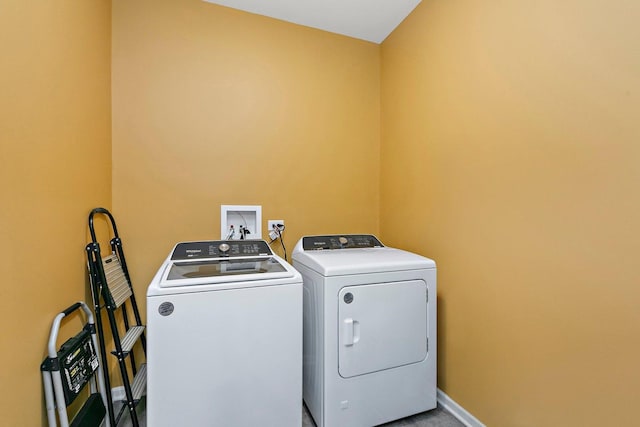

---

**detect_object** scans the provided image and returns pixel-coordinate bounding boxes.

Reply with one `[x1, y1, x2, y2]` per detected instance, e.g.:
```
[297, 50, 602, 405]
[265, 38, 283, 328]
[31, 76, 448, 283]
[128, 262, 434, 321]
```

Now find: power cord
[269, 223, 287, 261]
[276, 226, 287, 262]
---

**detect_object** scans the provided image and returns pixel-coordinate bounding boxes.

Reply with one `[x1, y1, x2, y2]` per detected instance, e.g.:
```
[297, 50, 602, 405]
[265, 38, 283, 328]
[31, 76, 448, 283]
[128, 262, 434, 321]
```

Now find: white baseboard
[437, 388, 486, 427]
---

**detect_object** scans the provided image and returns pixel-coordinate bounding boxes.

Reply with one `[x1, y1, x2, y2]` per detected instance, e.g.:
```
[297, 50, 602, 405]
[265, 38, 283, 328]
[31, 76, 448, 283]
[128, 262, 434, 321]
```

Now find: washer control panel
[302, 235, 384, 251]
[171, 240, 272, 260]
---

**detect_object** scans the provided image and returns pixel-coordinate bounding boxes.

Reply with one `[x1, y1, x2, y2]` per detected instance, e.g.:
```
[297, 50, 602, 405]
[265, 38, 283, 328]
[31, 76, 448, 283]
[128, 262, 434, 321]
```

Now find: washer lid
[292, 237, 435, 276]
[152, 240, 298, 289]
[158, 256, 295, 288]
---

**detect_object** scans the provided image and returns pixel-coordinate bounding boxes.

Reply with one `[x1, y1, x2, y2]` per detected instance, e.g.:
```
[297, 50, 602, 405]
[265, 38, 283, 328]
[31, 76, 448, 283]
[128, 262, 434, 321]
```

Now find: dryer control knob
[218, 243, 230, 254]
[339, 236, 348, 246]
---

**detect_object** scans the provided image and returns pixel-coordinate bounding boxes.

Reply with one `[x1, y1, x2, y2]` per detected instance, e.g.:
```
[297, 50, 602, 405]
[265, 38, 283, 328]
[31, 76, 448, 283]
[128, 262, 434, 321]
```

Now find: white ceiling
[202, 0, 421, 44]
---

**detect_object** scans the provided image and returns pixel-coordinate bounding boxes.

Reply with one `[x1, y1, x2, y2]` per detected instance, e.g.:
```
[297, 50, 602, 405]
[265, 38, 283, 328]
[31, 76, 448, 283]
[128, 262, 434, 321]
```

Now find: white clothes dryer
[147, 240, 302, 427]
[292, 235, 437, 427]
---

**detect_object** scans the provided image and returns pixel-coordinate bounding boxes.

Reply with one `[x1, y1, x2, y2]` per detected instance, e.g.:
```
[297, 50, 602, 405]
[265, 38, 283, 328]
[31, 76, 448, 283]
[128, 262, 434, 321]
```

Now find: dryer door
[338, 280, 428, 378]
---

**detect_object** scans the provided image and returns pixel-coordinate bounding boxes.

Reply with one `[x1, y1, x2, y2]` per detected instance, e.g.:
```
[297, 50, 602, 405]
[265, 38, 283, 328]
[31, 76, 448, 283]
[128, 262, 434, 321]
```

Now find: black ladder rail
[86, 207, 146, 427]
[86, 243, 115, 427]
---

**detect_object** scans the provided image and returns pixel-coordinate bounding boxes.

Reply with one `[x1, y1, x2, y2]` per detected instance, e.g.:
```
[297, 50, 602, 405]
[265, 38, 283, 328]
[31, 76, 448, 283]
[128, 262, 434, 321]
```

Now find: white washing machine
[147, 240, 302, 427]
[292, 235, 437, 427]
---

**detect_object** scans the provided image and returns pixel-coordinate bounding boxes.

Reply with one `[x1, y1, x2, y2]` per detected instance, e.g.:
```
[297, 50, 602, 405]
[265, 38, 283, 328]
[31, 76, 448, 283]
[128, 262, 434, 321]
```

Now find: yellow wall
[0, 1, 112, 425]
[7, 1, 637, 425]
[381, 1, 640, 425]
[112, 0, 381, 310]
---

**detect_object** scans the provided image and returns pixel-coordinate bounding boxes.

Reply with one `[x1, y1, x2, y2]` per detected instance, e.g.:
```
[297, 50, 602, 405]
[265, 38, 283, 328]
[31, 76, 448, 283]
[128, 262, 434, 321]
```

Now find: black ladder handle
[88, 207, 120, 244]
[46, 301, 96, 359]
[62, 302, 83, 317]
[61, 301, 94, 321]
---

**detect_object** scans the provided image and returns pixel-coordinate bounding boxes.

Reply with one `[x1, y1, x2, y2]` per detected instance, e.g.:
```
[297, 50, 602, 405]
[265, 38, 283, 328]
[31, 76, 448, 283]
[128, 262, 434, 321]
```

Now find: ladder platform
[130, 363, 147, 402]
[102, 254, 132, 308]
[110, 325, 145, 356]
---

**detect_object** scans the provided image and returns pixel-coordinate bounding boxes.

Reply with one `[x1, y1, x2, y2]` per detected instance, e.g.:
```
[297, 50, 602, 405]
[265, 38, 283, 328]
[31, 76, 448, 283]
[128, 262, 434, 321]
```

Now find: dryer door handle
[343, 318, 360, 346]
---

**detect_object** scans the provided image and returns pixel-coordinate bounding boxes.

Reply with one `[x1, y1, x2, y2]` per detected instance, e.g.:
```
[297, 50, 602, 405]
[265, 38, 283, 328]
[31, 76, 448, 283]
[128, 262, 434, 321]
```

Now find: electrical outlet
[267, 220, 284, 240]
[268, 220, 284, 230]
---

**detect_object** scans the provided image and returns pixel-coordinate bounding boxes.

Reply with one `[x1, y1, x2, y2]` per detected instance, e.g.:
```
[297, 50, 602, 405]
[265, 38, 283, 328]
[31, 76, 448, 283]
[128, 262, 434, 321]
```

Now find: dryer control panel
[171, 240, 273, 260]
[302, 235, 384, 251]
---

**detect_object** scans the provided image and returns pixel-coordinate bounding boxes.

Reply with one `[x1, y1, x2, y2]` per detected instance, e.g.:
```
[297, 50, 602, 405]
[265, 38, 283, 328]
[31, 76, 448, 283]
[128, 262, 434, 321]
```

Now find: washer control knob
[338, 236, 348, 246]
[218, 243, 230, 254]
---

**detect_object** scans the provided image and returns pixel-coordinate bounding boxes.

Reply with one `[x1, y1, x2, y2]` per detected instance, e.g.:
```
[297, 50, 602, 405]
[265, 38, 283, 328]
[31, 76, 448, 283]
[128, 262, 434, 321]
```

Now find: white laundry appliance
[292, 234, 437, 427]
[146, 240, 302, 427]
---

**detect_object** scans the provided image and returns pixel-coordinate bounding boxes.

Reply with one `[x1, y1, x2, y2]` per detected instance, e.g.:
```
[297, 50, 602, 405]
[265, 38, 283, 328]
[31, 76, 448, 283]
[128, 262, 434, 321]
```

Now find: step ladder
[41, 301, 109, 427]
[86, 207, 146, 427]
